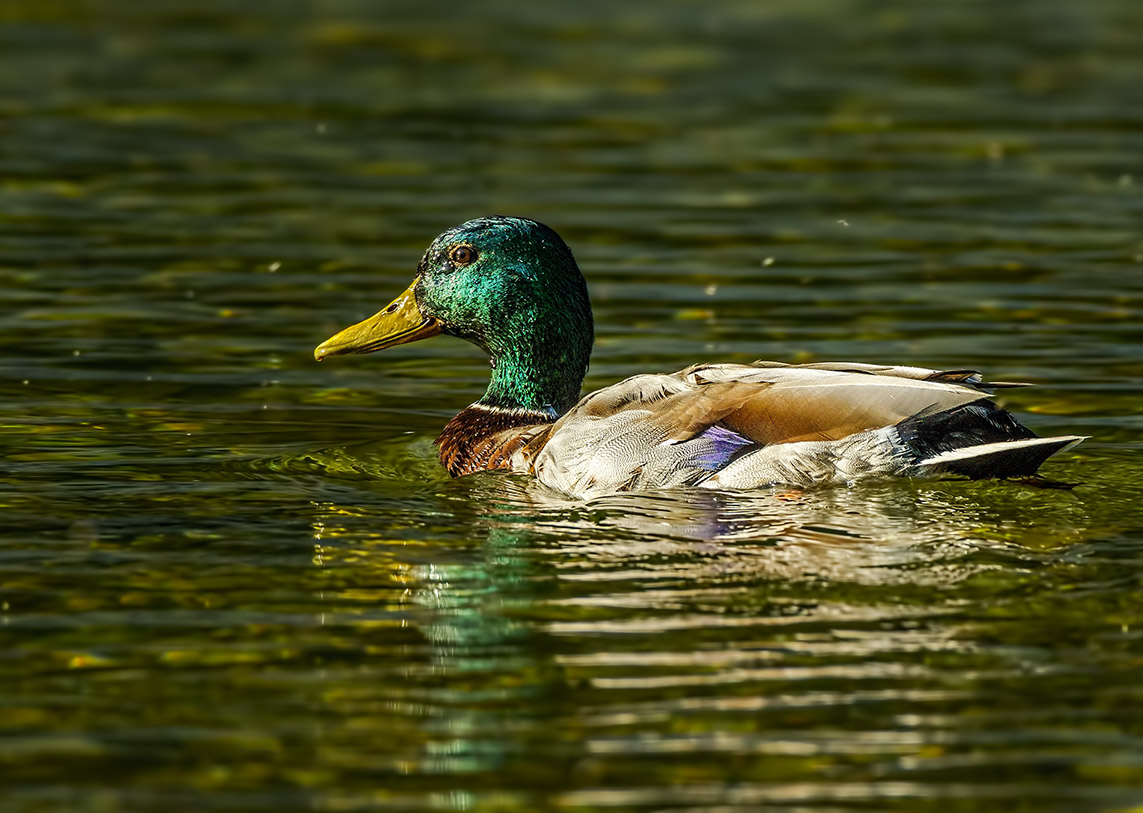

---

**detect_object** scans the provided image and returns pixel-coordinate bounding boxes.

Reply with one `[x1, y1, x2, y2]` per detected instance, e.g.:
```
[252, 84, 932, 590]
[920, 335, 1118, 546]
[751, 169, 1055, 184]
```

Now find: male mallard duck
[315, 216, 1084, 499]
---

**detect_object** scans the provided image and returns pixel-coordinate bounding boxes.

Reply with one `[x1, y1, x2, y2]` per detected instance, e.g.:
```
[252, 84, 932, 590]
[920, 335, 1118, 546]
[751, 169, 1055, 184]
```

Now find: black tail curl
[897, 399, 1044, 478]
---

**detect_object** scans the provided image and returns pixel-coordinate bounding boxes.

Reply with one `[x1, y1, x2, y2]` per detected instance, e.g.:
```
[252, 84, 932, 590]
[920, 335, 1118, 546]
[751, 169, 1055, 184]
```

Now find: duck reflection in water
[303, 475, 1090, 778]
[309, 472, 1091, 599]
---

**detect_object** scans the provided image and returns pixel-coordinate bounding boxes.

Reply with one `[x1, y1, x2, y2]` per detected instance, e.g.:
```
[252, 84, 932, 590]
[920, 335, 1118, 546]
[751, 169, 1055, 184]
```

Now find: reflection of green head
[414, 217, 594, 415]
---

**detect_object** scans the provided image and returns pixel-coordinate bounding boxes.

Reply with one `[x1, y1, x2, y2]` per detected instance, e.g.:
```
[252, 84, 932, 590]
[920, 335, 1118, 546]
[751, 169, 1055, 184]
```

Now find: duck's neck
[478, 342, 587, 418]
[435, 347, 587, 477]
[435, 319, 592, 476]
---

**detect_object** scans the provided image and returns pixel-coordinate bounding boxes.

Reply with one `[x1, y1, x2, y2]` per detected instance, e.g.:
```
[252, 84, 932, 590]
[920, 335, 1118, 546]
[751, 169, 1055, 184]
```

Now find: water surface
[2, 0, 1142, 811]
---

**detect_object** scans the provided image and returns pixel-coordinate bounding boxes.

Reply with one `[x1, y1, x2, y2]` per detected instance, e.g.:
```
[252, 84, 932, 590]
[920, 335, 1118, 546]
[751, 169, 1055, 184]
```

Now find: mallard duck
[315, 216, 1084, 500]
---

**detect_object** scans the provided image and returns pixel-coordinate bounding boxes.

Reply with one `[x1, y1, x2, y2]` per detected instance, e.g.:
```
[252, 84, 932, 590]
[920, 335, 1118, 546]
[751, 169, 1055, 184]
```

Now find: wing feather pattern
[527, 361, 1041, 498]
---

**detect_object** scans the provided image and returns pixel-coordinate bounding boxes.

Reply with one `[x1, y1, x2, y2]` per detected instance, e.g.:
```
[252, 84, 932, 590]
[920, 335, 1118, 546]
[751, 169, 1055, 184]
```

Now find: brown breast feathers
[435, 404, 553, 477]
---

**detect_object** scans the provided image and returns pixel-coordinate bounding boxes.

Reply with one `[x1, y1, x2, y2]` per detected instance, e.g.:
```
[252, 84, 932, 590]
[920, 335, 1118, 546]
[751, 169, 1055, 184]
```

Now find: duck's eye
[450, 245, 478, 265]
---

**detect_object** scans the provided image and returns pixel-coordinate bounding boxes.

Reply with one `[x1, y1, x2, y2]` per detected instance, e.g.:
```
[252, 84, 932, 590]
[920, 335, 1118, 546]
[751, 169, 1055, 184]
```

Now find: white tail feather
[919, 436, 1086, 466]
[918, 435, 1087, 472]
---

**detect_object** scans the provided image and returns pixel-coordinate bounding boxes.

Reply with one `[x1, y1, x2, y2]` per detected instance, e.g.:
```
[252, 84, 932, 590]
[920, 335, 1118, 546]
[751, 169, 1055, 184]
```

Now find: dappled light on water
[1, 0, 1141, 810]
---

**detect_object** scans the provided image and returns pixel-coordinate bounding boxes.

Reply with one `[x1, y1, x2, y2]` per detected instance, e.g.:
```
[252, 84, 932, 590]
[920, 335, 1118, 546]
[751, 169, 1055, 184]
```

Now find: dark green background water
[2, 1, 1142, 810]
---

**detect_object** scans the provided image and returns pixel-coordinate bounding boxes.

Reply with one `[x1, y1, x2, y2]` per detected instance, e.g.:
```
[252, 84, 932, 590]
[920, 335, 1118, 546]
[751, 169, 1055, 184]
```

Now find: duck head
[315, 216, 594, 417]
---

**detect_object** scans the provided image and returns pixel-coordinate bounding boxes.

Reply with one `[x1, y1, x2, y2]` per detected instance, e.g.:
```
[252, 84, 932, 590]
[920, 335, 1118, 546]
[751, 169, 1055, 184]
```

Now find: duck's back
[512, 361, 1083, 499]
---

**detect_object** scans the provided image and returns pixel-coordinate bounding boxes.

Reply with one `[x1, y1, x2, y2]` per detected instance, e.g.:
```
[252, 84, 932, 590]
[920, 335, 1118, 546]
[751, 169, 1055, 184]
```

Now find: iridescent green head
[315, 216, 594, 417]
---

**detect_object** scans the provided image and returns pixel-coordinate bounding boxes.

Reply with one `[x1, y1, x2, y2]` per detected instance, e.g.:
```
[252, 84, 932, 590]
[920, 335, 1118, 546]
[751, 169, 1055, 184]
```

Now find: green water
[3, 0, 1143, 810]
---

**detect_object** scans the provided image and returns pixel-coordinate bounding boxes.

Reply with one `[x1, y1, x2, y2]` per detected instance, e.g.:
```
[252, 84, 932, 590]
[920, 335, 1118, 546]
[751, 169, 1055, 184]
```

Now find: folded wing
[526, 361, 1072, 498]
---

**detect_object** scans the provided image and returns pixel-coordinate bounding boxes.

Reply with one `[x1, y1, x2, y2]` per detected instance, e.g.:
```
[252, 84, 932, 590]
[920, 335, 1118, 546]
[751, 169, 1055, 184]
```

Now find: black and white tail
[916, 435, 1086, 479]
[898, 399, 1086, 479]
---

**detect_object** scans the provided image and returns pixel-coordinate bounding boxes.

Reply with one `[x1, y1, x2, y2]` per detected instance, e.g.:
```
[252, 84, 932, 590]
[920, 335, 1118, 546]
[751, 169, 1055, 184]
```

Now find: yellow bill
[314, 279, 441, 361]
